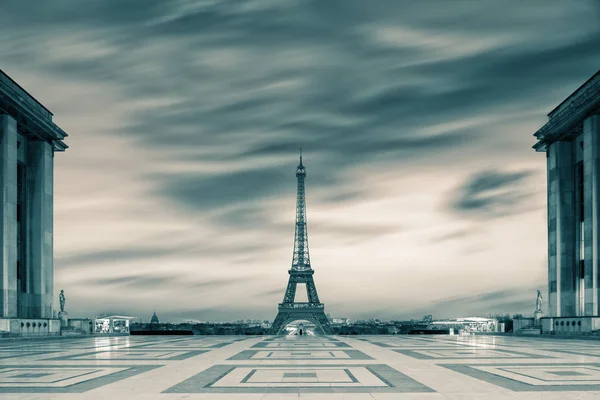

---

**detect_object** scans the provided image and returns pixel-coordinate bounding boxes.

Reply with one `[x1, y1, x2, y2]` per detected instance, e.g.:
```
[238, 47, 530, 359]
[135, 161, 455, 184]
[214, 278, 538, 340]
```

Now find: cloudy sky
[1, 0, 599, 322]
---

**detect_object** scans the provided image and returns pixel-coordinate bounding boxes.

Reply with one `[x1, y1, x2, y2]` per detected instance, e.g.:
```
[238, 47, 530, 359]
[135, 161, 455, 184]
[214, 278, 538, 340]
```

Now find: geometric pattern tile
[9, 333, 600, 396]
[262, 336, 341, 342]
[354, 337, 424, 343]
[1, 344, 116, 351]
[493, 342, 600, 349]
[0, 350, 60, 359]
[355, 337, 479, 348]
[550, 349, 600, 357]
[163, 364, 435, 393]
[443, 363, 600, 391]
[227, 349, 374, 360]
[129, 341, 235, 349]
[44, 349, 209, 361]
[251, 341, 351, 349]
[367, 340, 478, 348]
[395, 348, 552, 360]
[1, 339, 177, 351]
[356, 337, 439, 344]
[0, 365, 160, 393]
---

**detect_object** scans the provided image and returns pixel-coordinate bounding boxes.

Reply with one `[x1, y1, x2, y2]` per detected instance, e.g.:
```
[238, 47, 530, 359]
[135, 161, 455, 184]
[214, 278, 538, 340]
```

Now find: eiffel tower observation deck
[269, 151, 333, 335]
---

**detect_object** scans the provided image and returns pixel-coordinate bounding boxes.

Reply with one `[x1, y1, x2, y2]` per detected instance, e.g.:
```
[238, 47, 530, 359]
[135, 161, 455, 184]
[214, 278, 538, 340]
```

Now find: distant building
[150, 312, 159, 325]
[94, 315, 137, 334]
[429, 317, 498, 332]
[331, 317, 350, 325]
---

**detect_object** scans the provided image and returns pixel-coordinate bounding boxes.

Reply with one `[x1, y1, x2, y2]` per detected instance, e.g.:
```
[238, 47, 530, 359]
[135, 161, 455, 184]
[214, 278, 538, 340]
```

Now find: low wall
[513, 318, 535, 331]
[408, 329, 452, 335]
[0, 318, 61, 336]
[541, 317, 600, 334]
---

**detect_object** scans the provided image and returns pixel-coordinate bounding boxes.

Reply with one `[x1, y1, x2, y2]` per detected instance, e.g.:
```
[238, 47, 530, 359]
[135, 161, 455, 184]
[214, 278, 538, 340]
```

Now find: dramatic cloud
[156, 167, 290, 211]
[56, 247, 186, 270]
[448, 170, 537, 218]
[0, 0, 598, 321]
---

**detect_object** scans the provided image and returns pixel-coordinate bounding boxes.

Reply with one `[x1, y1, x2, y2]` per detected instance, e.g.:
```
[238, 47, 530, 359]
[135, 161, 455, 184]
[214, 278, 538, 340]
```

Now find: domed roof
[150, 311, 159, 324]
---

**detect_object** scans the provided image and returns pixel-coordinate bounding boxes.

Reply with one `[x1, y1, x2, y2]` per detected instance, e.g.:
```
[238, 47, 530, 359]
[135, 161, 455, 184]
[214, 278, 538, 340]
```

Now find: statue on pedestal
[58, 289, 68, 327]
[535, 289, 543, 313]
[534, 289, 544, 326]
[59, 289, 66, 313]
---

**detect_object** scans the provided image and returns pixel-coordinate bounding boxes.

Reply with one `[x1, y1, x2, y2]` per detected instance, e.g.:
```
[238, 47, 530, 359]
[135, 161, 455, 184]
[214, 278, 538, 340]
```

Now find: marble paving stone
[0, 349, 60, 359]
[0, 365, 161, 393]
[263, 336, 341, 342]
[367, 341, 479, 348]
[550, 348, 600, 357]
[44, 349, 209, 361]
[357, 336, 438, 342]
[227, 349, 374, 360]
[163, 364, 435, 393]
[251, 341, 351, 349]
[129, 341, 238, 349]
[443, 363, 600, 391]
[394, 348, 553, 360]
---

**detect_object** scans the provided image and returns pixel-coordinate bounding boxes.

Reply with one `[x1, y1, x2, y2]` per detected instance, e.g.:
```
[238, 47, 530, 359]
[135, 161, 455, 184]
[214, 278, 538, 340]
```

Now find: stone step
[60, 328, 87, 336]
[517, 327, 542, 335]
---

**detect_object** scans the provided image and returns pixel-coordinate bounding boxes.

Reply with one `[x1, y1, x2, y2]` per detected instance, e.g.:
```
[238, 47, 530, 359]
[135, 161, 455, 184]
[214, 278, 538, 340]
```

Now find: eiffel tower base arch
[269, 306, 333, 335]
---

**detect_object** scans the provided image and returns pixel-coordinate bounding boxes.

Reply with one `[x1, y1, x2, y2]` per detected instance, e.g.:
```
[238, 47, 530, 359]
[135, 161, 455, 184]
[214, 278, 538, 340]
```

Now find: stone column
[0, 115, 18, 318]
[547, 140, 576, 317]
[583, 114, 600, 315]
[27, 140, 54, 319]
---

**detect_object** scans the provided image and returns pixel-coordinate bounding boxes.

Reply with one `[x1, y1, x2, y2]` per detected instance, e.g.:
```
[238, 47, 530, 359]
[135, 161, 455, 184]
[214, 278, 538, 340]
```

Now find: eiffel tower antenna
[269, 151, 333, 335]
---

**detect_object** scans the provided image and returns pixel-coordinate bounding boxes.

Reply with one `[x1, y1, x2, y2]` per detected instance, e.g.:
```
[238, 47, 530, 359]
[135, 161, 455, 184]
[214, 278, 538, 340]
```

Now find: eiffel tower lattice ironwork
[269, 151, 333, 335]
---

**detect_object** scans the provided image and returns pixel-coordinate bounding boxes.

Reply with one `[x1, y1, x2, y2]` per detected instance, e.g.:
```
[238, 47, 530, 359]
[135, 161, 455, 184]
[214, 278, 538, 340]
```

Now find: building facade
[533, 69, 600, 318]
[0, 69, 68, 320]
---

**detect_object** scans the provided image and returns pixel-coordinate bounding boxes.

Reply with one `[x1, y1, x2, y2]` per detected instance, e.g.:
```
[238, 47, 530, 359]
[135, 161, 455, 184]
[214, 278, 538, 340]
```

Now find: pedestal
[58, 311, 68, 328]
[534, 310, 544, 326]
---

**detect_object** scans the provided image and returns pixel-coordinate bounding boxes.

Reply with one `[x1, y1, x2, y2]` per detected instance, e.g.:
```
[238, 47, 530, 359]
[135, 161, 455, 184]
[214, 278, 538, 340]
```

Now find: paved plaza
[2, 334, 600, 399]
[0, 335, 600, 400]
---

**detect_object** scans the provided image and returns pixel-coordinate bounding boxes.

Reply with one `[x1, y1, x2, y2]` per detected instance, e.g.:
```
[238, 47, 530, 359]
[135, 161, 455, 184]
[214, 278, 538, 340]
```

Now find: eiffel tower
[269, 151, 333, 335]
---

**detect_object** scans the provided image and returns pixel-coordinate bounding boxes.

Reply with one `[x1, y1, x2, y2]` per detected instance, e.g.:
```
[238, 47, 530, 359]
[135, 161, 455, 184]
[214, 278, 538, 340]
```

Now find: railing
[279, 303, 324, 309]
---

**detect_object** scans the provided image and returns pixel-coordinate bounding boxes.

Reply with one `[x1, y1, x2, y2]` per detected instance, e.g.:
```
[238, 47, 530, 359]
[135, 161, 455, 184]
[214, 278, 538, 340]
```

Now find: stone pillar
[27, 140, 54, 318]
[0, 115, 18, 318]
[547, 140, 576, 317]
[583, 114, 600, 315]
